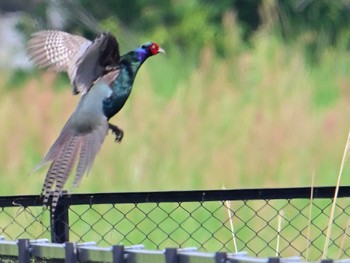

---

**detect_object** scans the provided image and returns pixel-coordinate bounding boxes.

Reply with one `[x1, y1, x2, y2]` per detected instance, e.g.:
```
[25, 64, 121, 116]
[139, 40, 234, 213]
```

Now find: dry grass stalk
[222, 185, 238, 253]
[276, 210, 284, 257]
[322, 130, 350, 259]
[337, 214, 350, 258]
[224, 199, 238, 253]
[305, 171, 315, 261]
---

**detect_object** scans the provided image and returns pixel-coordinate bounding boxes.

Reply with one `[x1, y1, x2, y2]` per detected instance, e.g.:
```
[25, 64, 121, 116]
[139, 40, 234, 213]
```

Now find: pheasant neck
[102, 53, 144, 119]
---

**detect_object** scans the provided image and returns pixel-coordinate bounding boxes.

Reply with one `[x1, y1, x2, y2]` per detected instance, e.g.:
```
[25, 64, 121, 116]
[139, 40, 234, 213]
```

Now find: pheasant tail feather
[38, 121, 108, 221]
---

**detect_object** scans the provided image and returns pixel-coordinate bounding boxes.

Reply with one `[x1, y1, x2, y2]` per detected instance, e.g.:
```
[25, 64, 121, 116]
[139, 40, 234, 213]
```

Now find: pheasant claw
[108, 123, 124, 143]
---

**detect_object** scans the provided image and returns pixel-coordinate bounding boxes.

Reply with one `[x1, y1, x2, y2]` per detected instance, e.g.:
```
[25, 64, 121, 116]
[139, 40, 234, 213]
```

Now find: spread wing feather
[27, 30, 91, 74]
[27, 30, 120, 95]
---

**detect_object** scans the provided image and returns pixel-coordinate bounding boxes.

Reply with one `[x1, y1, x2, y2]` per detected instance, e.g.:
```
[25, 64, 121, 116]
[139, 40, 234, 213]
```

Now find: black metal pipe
[1, 186, 350, 207]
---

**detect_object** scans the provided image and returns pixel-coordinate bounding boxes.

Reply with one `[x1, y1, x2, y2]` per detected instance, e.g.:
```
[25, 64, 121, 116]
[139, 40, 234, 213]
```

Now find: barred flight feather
[27, 30, 91, 73]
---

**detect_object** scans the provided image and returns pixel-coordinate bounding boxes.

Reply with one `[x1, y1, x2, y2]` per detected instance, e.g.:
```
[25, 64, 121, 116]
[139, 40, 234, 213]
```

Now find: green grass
[2, 23, 350, 194]
[1, 15, 350, 259]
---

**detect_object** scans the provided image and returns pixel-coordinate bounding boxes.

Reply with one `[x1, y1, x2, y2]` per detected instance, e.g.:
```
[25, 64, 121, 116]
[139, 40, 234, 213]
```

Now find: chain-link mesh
[0, 189, 350, 261]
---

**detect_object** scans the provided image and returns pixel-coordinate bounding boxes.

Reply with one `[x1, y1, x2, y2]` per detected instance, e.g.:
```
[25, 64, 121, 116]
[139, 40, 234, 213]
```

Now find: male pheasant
[27, 30, 164, 217]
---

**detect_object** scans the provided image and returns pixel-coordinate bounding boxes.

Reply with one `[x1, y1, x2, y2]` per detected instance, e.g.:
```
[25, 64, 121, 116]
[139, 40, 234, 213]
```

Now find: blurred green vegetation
[0, 0, 349, 195]
[10, 0, 350, 56]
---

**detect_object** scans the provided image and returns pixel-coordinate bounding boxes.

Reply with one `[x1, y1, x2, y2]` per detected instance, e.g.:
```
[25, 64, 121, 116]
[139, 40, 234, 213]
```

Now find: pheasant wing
[73, 32, 121, 94]
[27, 30, 92, 82]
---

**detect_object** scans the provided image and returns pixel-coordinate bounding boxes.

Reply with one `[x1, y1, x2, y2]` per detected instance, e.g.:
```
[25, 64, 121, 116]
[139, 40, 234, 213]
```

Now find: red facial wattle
[149, 43, 160, 55]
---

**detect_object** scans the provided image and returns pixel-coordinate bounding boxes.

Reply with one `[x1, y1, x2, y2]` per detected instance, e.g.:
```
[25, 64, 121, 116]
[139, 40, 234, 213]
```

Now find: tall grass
[323, 130, 350, 258]
[1, 12, 350, 195]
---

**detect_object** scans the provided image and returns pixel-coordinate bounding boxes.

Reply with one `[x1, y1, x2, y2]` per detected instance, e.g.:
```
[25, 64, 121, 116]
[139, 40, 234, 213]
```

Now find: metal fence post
[51, 192, 70, 243]
[65, 242, 77, 263]
[268, 258, 280, 263]
[215, 252, 226, 263]
[18, 239, 30, 263]
[165, 248, 178, 263]
[112, 245, 125, 263]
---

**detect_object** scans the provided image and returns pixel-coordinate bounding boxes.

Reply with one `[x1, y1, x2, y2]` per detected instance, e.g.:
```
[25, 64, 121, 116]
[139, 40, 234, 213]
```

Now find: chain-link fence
[0, 187, 350, 261]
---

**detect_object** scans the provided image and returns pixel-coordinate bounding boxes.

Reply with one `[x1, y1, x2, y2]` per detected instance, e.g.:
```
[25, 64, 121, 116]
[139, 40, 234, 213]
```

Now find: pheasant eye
[149, 43, 159, 55]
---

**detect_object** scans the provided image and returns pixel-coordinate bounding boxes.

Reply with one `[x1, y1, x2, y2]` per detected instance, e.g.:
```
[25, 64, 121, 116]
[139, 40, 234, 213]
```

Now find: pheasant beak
[158, 47, 166, 54]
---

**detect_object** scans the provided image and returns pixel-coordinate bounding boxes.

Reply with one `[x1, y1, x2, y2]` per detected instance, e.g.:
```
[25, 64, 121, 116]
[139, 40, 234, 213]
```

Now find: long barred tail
[42, 135, 80, 207]
[37, 121, 108, 221]
[71, 121, 107, 191]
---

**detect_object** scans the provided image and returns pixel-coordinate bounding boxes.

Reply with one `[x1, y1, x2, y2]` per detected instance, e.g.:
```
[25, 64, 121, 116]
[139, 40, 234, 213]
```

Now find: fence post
[65, 242, 77, 263]
[18, 239, 30, 263]
[215, 252, 226, 263]
[112, 245, 125, 263]
[165, 248, 178, 263]
[268, 258, 280, 263]
[51, 191, 70, 243]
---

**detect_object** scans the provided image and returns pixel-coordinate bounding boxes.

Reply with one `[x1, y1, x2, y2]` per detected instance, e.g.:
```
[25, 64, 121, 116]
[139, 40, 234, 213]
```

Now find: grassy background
[1, 15, 350, 196]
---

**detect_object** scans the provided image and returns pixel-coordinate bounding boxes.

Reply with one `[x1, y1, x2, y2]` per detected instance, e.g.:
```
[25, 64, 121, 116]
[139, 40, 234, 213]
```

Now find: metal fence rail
[0, 238, 346, 263]
[0, 187, 350, 261]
